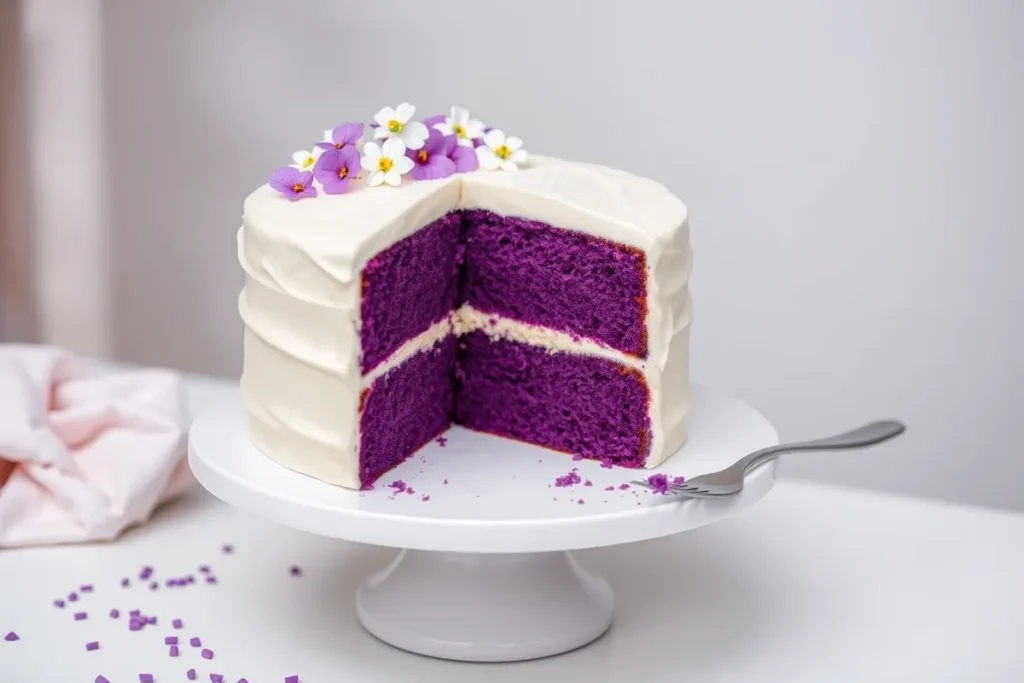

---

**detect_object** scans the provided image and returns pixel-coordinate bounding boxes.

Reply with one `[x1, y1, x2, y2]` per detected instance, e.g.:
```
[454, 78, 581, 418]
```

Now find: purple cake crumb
[110, 609, 120, 618]
[578, 499, 586, 505]
[647, 473, 670, 494]
[170, 645, 180, 657]
[188, 669, 197, 680]
[4, 631, 18, 641]
[165, 636, 179, 645]
[74, 611, 88, 621]
[222, 544, 234, 554]
[600, 458, 615, 469]
[69, 592, 78, 602]
[618, 483, 630, 490]
[422, 495, 430, 502]
[436, 436, 447, 447]
[54, 599, 65, 608]
[199, 565, 210, 574]
[81, 584, 94, 593]
[121, 577, 130, 587]
[139, 675, 153, 683]
[672, 475, 686, 486]
[554, 470, 581, 487]
[140, 566, 153, 580]
[572, 454, 585, 461]
[149, 581, 159, 591]
[210, 674, 223, 682]
[290, 565, 302, 576]
[443, 479, 448, 484]
[86, 641, 99, 651]
[147, 616, 157, 625]
[584, 480, 593, 487]
[190, 637, 201, 647]
[604, 485, 615, 491]
[389, 479, 406, 492]
[201, 647, 214, 659]
[173, 619, 183, 629]
[96, 677, 109, 683]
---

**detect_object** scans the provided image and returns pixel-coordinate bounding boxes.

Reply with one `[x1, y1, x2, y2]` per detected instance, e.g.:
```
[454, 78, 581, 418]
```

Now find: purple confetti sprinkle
[188, 669, 197, 680]
[110, 609, 120, 619]
[129, 622, 142, 631]
[422, 495, 431, 502]
[238, 679, 250, 683]
[165, 636, 178, 645]
[74, 611, 88, 621]
[147, 616, 157, 625]
[170, 644, 180, 657]
[290, 565, 302, 576]
[68, 592, 78, 602]
[172, 618, 183, 629]
[86, 641, 99, 651]
[578, 499, 586, 504]
[554, 470, 581, 487]
[190, 637, 201, 647]
[210, 675, 223, 683]
[4, 631, 19, 641]
[284, 676, 299, 683]
[81, 584, 94, 593]
[139, 567, 153, 580]
[96, 677, 109, 683]
[201, 647, 214, 659]
[222, 544, 234, 554]
[139, 675, 153, 683]
[54, 599, 65, 608]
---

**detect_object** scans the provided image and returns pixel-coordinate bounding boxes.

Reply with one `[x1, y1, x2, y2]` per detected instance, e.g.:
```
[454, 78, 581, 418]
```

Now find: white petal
[383, 168, 403, 186]
[381, 137, 407, 159]
[476, 146, 501, 170]
[510, 149, 528, 163]
[401, 121, 429, 150]
[434, 123, 454, 136]
[373, 127, 390, 140]
[368, 170, 385, 187]
[449, 106, 470, 125]
[464, 120, 485, 138]
[393, 155, 414, 174]
[395, 102, 415, 124]
[373, 107, 396, 127]
[501, 159, 518, 171]
[322, 128, 334, 142]
[456, 137, 474, 148]
[483, 128, 506, 150]
[292, 150, 310, 166]
[504, 136, 524, 152]
[362, 141, 382, 159]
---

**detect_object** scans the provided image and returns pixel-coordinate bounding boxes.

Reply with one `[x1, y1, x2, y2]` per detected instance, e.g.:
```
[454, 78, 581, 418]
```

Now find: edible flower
[313, 147, 360, 194]
[476, 129, 527, 171]
[443, 133, 478, 173]
[290, 147, 323, 171]
[316, 123, 364, 152]
[406, 129, 456, 181]
[361, 138, 414, 187]
[372, 103, 429, 150]
[433, 106, 485, 148]
[269, 167, 316, 200]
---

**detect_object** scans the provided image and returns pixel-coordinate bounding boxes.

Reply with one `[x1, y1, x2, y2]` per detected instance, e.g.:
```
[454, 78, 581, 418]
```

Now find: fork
[633, 420, 906, 498]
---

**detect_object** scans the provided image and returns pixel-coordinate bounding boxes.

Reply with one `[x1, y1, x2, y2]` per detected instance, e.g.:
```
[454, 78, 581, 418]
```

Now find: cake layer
[360, 212, 462, 373]
[454, 331, 652, 466]
[359, 335, 457, 488]
[461, 210, 647, 357]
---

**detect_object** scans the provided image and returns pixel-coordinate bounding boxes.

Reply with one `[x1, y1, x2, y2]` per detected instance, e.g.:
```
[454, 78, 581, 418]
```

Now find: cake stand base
[356, 550, 612, 662]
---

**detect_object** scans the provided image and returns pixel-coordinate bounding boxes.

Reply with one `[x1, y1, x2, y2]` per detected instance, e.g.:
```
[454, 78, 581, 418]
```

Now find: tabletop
[2, 374, 1023, 683]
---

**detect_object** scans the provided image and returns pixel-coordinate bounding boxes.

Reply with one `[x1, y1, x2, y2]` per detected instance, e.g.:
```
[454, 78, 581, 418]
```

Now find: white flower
[372, 102, 429, 150]
[434, 106, 485, 147]
[476, 129, 527, 171]
[291, 147, 323, 171]
[360, 138, 414, 187]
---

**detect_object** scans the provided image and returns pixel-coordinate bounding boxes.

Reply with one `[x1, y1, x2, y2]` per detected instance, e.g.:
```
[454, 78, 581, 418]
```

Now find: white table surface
[3, 375, 1024, 683]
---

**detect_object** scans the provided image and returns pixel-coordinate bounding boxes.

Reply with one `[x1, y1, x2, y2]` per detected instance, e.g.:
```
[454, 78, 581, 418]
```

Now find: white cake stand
[188, 385, 778, 662]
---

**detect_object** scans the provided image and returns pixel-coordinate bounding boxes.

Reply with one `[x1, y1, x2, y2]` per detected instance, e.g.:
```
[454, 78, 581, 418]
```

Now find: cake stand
[188, 384, 778, 662]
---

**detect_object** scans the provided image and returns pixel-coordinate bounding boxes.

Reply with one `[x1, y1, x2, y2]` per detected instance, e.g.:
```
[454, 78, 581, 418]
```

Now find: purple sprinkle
[74, 611, 88, 621]
[110, 609, 120, 619]
[86, 641, 100, 651]
[149, 581, 159, 591]
[139, 675, 153, 683]
[199, 565, 210, 574]
[4, 631, 19, 641]
[147, 616, 157, 625]
[54, 599, 66, 608]
[554, 470, 581, 487]
[96, 677, 110, 683]
[129, 622, 142, 631]
[169, 644, 179, 656]
[647, 473, 670, 494]
[121, 577, 130, 587]
[68, 592, 79, 602]
[81, 584, 94, 593]
[205, 576, 217, 585]
[237, 679, 249, 683]
[129, 609, 141, 617]
[139, 567, 152, 580]
[172, 618, 183, 629]
[190, 637, 201, 647]
[165, 636, 178, 645]
[187, 669, 197, 680]
[578, 499, 586, 505]
[210, 675, 223, 683]
[221, 544, 233, 554]
[284, 676, 299, 683]
[289, 565, 302, 576]
[201, 647, 214, 659]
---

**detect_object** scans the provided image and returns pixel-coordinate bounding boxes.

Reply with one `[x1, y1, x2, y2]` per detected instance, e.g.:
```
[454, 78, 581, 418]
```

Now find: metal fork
[633, 420, 906, 498]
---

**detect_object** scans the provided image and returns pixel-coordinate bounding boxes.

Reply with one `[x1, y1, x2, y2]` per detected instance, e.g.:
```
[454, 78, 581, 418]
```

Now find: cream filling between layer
[362, 304, 645, 388]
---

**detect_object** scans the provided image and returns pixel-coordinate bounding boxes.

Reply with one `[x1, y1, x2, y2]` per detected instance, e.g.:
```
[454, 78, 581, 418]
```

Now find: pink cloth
[0, 346, 191, 547]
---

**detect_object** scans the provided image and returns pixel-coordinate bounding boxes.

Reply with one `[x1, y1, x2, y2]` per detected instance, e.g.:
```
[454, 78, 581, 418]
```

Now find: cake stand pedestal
[188, 385, 778, 662]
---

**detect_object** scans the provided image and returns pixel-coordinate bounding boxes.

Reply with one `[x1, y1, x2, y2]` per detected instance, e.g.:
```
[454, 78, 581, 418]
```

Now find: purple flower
[443, 134, 479, 173]
[316, 123, 363, 152]
[313, 147, 360, 195]
[269, 167, 316, 201]
[405, 128, 456, 181]
[422, 114, 446, 128]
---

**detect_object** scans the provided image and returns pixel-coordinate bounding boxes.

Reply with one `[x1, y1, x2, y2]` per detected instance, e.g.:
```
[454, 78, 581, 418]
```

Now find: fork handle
[740, 420, 906, 474]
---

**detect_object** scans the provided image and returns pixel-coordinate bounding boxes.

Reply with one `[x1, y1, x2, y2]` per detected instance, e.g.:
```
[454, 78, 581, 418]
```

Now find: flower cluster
[269, 104, 527, 201]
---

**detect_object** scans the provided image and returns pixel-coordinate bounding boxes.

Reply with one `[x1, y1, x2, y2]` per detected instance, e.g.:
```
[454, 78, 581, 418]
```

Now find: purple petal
[450, 146, 479, 173]
[442, 134, 458, 156]
[422, 128, 446, 155]
[269, 166, 302, 194]
[336, 122, 364, 146]
[409, 156, 456, 181]
[319, 175, 352, 195]
[423, 114, 445, 128]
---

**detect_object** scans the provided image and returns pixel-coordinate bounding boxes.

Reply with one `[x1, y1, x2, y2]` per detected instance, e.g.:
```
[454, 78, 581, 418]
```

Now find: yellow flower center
[338, 166, 348, 180]
[377, 157, 393, 173]
[302, 156, 315, 169]
[291, 182, 304, 192]
[452, 124, 465, 138]
[494, 144, 511, 160]
[387, 119, 403, 134]
[334, 142, 344, 149]
[417, 150, 428, 163]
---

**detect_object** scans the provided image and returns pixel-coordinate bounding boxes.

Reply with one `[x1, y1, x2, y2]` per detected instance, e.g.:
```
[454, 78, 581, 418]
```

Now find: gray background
[99, 1, 1021, 510]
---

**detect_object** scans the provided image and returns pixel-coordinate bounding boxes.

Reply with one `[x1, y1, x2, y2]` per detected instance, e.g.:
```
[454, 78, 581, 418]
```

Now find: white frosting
[239, 155, 692, 487]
